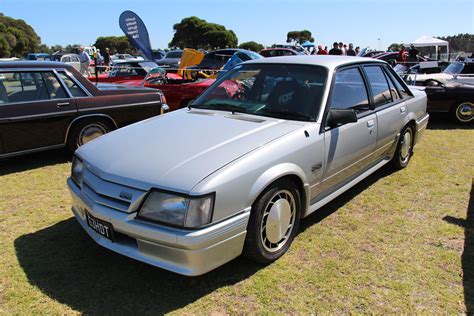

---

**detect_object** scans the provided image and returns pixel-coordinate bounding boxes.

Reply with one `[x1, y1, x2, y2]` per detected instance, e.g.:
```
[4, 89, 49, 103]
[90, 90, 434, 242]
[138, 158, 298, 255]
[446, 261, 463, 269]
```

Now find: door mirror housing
[327, 108, 358, 128]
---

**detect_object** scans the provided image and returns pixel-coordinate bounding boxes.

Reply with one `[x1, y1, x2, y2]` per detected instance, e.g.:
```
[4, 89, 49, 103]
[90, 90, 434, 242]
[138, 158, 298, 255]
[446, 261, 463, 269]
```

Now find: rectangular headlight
[139, 191, 214, 228]
[71, 156, 84, 187]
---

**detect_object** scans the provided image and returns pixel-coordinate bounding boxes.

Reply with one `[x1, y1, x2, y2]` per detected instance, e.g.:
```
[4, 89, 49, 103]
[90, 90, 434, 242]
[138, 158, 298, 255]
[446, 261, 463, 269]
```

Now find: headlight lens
[139, 191, 214, 228]
[71, 156, 84, 186]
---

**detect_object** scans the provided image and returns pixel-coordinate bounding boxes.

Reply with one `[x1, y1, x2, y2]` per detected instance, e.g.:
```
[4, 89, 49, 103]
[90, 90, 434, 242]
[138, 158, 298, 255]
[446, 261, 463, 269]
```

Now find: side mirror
[160, 104, 170, 114]
[327, 108, 358, 128]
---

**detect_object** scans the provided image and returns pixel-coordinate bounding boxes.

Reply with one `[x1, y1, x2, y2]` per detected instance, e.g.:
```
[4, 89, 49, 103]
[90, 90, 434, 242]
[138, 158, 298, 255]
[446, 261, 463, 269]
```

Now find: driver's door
[311, 66, 377, 201]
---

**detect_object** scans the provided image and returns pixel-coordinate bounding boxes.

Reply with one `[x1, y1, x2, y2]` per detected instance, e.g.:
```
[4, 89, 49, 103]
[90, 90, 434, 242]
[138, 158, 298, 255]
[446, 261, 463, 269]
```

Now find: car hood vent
[187, 110, 215, 116]
[225, 115, 265, 123]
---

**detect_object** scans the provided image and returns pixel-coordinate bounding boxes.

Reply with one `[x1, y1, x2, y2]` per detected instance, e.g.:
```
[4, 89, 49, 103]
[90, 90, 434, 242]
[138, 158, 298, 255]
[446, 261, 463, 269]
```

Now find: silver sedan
[68, 56, 429, 276]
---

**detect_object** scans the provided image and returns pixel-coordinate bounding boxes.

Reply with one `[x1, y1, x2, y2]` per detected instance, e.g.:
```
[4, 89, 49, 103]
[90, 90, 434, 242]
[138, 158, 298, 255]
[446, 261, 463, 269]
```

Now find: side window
[0, 72, 50, 103]
[42, 72, 68, 99]
[58, 72, 88, 97]
[384, 66, 410, 99]
[363, 66, 392, 107]
[382, 68, 401, 101]
[329, 67, 370, 112]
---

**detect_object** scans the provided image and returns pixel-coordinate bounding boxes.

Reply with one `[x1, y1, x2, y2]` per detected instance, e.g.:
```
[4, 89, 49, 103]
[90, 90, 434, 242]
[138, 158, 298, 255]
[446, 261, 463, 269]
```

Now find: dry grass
[0, 116, 472, 314]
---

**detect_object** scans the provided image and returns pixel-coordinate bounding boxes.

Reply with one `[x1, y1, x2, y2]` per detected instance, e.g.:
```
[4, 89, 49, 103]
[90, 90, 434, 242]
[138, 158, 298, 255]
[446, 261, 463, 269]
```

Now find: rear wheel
[67, 118, 114, 153]
[243, 179, 301, 263]
[450, 101, 473, 125]
[391, 125, 414, 170]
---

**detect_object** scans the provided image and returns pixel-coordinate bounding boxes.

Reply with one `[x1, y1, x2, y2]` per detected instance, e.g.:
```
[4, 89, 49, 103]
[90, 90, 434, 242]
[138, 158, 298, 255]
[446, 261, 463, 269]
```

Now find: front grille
[81, 168, 146, 213]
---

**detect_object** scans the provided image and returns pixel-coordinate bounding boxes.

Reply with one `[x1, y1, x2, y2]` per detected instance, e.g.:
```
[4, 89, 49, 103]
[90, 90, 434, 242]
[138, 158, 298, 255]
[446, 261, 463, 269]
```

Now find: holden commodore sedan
[68, 56, 429, 276]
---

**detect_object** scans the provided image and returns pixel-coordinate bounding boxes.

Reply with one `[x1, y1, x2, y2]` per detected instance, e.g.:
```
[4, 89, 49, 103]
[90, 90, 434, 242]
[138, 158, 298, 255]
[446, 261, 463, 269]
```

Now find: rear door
[0, 70, 77, 155]
[312, 66, 377, 200]
[362, 65, 408, 159]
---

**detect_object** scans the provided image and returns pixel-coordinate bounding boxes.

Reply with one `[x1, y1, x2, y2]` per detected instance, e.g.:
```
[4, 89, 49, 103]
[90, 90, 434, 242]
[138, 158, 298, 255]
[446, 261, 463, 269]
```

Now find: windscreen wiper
[195, 103, 247, 114]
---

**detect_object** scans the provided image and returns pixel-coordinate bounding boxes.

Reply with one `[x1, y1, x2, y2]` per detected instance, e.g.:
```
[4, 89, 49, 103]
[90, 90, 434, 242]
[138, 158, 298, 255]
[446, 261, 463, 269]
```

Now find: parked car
[259, 48, 301, 57]
[425, 81, 473, 124]
[0, 61, 168, 158]
[88, 60, 159, 85]
[51, 53, 81, 72]
[26, 53, 51, 61]
[68, 56, 428, 276]
[406, 62, 474, 86]
[155, 50, 183, 70]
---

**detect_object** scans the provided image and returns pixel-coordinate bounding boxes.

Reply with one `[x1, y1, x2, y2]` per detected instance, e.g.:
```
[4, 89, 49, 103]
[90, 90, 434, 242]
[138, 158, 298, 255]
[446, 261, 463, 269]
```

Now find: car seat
[266, 79, 302, 112]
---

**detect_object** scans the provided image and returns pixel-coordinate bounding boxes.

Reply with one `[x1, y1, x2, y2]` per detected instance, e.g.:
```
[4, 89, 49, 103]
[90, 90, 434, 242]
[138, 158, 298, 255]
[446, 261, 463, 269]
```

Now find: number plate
[86, 212, 115, 241]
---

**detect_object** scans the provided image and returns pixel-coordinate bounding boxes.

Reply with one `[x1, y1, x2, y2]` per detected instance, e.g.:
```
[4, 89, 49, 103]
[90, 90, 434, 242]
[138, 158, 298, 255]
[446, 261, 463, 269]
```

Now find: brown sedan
[0, 61, 168, 158]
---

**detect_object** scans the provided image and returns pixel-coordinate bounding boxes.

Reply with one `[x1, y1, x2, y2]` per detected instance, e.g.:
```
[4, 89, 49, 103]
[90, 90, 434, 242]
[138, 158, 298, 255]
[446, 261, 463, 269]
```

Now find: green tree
[286, 30, 314, 44]
[0, 13, 41, 57]
[437, 33, 474, 52]
[238, 41, 264, 52]
[169, 16, 238, 49]
[388, 43, 402, 51]
[94, 36, 134, 54]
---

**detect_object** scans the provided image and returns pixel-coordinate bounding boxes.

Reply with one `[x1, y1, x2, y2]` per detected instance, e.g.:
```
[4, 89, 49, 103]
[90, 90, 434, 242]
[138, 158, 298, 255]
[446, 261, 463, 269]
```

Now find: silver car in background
[68, 56, 429, 276]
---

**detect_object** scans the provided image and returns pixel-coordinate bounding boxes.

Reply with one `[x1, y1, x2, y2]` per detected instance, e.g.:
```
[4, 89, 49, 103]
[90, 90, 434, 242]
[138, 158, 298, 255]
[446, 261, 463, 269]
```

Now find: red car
[88, 60, 159, 86]
[259, 48, 300, 58]
[143, 74, 242, 111]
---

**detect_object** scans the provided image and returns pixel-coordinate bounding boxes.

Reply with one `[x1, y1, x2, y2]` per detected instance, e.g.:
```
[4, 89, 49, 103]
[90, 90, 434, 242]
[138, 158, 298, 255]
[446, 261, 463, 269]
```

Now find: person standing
[329, 42, 343, 55]
[339, 42, 346, 55]
[346, 43, 356, 56]
[79, 46, 91, 76]
[408, 44, 419, 64]
[355, 46, 361, 55]
[316, 45, 328, 55]
[398, 46, 407, 64]
[103, 47, 111, 72]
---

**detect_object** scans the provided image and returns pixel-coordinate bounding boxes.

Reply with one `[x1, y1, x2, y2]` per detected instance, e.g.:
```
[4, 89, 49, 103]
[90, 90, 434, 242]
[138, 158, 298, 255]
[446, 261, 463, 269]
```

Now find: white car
[406, 62, 474, 86]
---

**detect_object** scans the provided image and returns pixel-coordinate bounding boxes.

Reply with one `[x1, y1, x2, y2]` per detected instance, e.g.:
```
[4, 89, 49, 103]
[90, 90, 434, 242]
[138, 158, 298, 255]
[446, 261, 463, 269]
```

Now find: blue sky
[1, 0, 473, 50]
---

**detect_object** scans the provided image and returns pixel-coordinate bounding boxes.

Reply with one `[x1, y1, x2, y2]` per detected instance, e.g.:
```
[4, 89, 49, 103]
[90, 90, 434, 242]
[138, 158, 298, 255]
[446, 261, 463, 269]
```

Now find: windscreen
[192, 63, 328, 121]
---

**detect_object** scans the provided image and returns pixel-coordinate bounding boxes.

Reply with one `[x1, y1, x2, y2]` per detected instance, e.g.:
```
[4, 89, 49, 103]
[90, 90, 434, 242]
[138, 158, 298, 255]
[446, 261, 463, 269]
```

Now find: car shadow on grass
[427, 113, 473, 130]
[0, 148, 70, 176]
[14, 218, 262, 314]
[443, 179, 474, 313]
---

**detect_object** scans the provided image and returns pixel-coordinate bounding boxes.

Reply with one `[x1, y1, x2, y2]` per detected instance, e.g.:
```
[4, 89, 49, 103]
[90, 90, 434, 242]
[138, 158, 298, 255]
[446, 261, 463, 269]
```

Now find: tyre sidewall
[245, 179, 301, 263]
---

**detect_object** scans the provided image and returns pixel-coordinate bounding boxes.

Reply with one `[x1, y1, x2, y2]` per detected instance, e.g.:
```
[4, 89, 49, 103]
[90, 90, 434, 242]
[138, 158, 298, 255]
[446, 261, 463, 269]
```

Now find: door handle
[57, 102, 70, 107]
[400, 106, 407, 114]
[367, 119, 375, 128]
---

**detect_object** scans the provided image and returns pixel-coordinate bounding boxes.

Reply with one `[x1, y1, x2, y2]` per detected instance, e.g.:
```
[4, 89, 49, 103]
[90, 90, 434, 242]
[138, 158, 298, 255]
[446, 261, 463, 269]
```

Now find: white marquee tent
[410, 35, 449, 60]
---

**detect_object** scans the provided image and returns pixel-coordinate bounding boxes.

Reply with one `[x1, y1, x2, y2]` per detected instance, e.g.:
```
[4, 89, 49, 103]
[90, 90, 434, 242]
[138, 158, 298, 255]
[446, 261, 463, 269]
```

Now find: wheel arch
[64, 114, 118, 144]
[248, 163, 309, 218]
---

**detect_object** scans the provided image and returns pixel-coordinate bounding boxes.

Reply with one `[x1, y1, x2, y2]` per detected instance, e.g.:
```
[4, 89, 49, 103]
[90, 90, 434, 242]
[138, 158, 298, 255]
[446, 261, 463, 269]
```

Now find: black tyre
[243, 178, 301, 263]
[391, 124, 414, 170]
[450, 101, 473, 125]
[67, 118, 114, 153]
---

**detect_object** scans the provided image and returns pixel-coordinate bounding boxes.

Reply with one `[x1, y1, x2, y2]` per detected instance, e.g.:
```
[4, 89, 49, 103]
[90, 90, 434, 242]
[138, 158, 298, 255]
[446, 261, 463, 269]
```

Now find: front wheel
[243, 179, 301, 263]
[391, 125, 414, 170]
[450, 101, 473, 125]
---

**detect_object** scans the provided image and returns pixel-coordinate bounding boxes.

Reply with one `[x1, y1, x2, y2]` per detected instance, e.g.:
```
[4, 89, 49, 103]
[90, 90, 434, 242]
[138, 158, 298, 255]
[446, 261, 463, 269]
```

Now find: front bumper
[415, 113, 429, 144]
[68, 178, 250, 276]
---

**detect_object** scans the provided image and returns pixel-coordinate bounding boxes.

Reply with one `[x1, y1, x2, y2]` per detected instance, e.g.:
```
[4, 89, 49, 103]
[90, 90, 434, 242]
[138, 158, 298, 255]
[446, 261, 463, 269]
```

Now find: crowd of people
[310, 42, 361, 56]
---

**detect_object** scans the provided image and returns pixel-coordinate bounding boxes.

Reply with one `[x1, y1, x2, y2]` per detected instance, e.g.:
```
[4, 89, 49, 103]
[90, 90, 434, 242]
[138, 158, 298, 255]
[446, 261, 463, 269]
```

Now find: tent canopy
[410, 35, 449, 47]
[301, 41, 315, 47]
[408, 35, 450, 60]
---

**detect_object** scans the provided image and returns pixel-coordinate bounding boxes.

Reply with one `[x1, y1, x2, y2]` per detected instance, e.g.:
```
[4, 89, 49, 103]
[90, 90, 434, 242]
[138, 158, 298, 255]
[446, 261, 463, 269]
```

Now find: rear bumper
[415, 113, 429, 144]
[68, 178, 250, 276]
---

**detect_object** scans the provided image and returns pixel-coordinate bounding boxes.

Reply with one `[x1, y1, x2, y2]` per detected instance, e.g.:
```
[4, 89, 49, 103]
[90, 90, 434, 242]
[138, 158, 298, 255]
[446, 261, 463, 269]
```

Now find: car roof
[0, 61, 75, 69]
[242, 55, 384, 70]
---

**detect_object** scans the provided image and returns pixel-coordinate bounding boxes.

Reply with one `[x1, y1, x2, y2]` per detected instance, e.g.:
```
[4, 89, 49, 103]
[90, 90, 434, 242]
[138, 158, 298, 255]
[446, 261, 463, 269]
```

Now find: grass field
[0, 116, 473, 314]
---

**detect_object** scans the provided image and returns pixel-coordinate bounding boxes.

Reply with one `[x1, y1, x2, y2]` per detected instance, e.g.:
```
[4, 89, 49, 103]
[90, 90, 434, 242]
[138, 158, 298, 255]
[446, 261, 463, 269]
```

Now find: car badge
[119, 191, 133, 201]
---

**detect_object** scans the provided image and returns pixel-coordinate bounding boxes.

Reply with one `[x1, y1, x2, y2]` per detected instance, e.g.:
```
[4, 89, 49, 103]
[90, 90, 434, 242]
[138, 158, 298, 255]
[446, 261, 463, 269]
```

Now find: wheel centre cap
[266, 199, 292, 243]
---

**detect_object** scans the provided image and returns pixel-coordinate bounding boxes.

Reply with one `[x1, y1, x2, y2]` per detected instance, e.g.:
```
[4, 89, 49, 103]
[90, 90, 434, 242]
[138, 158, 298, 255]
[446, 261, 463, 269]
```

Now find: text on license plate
[86, 212, 115, 241]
